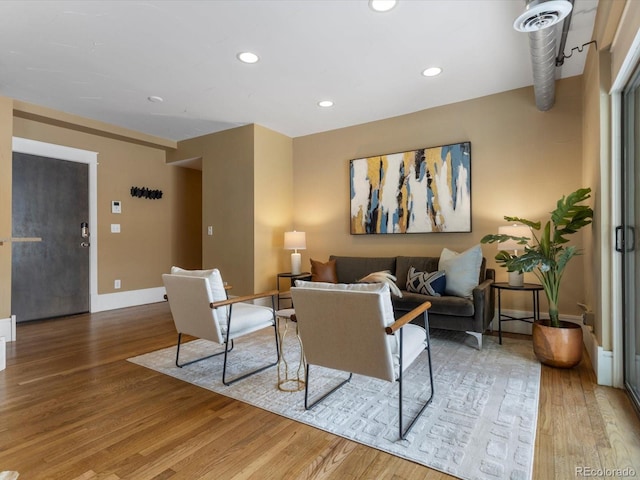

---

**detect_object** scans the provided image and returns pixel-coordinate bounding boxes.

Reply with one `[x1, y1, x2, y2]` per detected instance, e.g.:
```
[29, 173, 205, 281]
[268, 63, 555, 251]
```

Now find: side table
[275, 309, 306, 392]
[276, 272, 311, 309]
[491, 282, 543, 345]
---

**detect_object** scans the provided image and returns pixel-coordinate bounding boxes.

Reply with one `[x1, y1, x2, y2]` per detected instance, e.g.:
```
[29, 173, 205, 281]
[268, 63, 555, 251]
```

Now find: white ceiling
[0, 0, 598, 142]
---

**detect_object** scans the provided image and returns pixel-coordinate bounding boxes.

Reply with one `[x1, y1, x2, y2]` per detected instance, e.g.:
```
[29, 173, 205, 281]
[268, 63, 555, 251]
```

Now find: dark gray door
[12, 153, 90, 322]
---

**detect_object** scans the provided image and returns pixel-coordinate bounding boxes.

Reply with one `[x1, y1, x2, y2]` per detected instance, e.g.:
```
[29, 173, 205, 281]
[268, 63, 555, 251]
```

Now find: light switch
[111, 224, 121, 233]
[207, 226, 213, 236]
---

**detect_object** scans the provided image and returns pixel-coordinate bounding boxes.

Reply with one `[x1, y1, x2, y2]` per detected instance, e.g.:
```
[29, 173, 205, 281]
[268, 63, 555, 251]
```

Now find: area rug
[128, 329, 540, 480]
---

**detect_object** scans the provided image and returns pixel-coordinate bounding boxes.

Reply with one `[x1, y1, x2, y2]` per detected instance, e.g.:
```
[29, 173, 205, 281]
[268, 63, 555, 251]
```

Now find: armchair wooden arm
[385, 301, 431, 335]
[210, 289, 279, 309]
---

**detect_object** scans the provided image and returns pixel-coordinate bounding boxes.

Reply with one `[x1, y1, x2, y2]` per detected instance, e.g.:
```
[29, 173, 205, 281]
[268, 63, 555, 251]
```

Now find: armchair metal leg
[304, 365, 353, 410]
[398, 311, 435, 440]
[221, 310, 280, 386]
[175, 332, 234, 368]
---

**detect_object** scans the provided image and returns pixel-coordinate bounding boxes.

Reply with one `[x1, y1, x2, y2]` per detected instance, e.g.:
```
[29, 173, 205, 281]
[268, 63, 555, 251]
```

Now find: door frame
[12, 137, 98, 311]
[610, 30, 640, 388]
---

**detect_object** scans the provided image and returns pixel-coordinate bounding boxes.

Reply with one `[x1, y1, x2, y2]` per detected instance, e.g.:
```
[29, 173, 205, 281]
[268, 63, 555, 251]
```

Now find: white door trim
[11, 137, 99, 311]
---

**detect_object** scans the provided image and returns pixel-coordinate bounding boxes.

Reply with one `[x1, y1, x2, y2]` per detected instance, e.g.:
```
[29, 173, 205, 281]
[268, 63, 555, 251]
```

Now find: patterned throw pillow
[406, 266, 446, 297]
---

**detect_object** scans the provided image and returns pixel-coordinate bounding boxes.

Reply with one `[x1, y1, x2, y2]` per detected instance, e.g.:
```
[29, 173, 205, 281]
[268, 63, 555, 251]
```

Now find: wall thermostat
[111, 200, 121, 214]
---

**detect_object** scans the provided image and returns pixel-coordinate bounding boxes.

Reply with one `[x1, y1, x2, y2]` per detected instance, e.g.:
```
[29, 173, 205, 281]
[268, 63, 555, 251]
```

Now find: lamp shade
[497, 224, 531, 252]
[284, 231, 306, 251]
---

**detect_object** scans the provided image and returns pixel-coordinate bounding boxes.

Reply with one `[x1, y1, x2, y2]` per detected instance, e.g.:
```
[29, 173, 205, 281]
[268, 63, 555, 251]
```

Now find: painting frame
[349, 141, 471, 235]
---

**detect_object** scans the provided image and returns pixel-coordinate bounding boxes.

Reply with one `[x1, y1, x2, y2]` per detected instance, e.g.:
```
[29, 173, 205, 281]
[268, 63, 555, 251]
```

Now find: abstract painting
[350, 142, 471, 234]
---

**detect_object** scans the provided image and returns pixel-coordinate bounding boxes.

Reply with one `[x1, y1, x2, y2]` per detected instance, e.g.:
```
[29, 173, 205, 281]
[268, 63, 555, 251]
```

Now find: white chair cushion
[389, 323, 427, 377]
[171, 266, 227, 302]
[216, 303, 274, 340]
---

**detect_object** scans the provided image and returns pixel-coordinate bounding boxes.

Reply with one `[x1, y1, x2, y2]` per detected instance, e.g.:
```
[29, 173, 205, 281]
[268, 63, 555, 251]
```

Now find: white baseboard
[0, 315, 17, 342]
[91, 287, 166, 313]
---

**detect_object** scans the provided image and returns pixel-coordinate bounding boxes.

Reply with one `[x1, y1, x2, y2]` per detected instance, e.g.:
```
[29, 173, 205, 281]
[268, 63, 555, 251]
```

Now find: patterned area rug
[128, 328, 540, 480]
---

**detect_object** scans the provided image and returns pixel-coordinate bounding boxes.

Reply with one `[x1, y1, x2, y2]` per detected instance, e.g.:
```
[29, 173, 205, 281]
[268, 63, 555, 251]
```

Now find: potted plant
[481, 188, 594, 367]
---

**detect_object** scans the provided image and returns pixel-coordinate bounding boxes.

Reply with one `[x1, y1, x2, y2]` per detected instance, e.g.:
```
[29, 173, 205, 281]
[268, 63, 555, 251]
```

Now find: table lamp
[284, 231, 306, 275]
[497, 224, 531, 287]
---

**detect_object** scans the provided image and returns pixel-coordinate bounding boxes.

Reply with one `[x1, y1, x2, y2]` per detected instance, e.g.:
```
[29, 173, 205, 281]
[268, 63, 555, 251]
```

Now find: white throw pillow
[170, 266, 227, 302]
[438, 245, 482, 298]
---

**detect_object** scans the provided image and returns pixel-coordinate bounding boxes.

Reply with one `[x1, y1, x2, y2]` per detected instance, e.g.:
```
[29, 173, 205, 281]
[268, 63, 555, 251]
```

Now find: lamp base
[291, 252, 302, 275]
[508, 271, 524, 287]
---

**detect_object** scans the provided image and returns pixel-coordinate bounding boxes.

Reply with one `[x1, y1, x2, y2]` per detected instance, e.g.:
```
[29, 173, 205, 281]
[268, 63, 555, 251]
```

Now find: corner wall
[174, 124, 294, 296]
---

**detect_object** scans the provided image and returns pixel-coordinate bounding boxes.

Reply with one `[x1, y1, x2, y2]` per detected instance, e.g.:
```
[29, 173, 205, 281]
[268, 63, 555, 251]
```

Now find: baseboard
[91, 287, 166, 313]
[0, 315, 17, 342]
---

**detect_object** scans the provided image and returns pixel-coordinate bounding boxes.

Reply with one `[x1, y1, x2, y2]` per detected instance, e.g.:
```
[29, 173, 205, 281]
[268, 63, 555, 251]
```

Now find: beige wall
[582, 48, 613, 350]
[292, 77, 586, 316]
[0, 96, 13, 319]
[174, 124, 294, 296]
[0, 100, 200, 319]
[254, 125, 294, 293]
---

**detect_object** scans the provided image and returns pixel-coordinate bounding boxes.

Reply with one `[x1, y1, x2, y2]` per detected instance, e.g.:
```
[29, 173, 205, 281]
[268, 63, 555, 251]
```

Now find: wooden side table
[491, 282, 543, 344]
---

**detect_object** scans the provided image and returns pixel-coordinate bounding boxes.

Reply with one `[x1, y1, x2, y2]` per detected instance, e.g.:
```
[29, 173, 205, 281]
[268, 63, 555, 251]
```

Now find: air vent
[514, 0, 572, 32]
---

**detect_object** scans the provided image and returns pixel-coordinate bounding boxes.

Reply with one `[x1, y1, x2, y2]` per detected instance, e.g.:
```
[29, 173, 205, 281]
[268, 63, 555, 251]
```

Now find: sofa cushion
[438, 245, 483, 299]
[394, 291, 475, 317]
[310, 258, 338, 283]
[329, 255, 396, 284]
[406, 267, 446, 296]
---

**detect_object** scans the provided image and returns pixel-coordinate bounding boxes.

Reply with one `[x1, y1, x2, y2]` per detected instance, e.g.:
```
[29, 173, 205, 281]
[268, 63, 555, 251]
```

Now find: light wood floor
[1, 302, 639, 479]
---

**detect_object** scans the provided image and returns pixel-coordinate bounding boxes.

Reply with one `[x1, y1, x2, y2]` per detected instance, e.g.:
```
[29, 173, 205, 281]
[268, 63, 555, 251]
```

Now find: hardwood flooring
[1, 302, 639, 479]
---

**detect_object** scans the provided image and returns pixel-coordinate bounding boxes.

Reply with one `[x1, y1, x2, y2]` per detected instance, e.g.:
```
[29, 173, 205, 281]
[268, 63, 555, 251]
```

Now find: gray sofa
[328, 255, 495, 348]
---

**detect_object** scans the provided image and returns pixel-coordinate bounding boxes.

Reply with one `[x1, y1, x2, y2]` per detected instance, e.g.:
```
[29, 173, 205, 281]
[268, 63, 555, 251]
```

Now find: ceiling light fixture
[318, 100, 334, 108]
[237, 51, 259, 64]
[422, 67, 442, 77]
[147, 95, 164, 103]
[369, 0, 397, 12]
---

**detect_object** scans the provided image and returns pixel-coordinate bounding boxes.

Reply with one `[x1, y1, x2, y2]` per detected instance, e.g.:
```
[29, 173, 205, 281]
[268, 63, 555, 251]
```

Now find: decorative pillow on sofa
[310, 258, 338, 283]
[406, 267, 446, 297]
[170, 266, 227, 303]
[438, 244, 482, 299]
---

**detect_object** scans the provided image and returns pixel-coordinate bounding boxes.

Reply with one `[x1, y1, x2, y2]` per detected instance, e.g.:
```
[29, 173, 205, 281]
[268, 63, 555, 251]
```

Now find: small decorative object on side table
[491, 282, 543, 345]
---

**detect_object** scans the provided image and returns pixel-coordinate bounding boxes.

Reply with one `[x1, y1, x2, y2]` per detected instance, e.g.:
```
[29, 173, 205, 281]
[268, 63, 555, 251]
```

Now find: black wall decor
[130, 186, 163, 200]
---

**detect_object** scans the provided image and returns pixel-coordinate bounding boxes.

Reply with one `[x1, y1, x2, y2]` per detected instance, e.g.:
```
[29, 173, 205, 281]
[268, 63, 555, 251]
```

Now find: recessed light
[318, 100, 334, 108]
[147, 95, 164, 103]
[237, 51, 259, 64]
[369, 0, 397, 12]
[422, 67, 442, 77]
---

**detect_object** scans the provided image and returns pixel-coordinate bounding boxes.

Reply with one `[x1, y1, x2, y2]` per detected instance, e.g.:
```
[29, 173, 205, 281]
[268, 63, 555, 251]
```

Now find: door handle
[615, 226, 636, 252]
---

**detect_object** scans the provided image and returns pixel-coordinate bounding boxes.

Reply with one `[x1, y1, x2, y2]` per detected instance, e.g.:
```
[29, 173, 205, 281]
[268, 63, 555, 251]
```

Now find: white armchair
[162, 269, 279, 385]
[290, 280, 434, 440]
